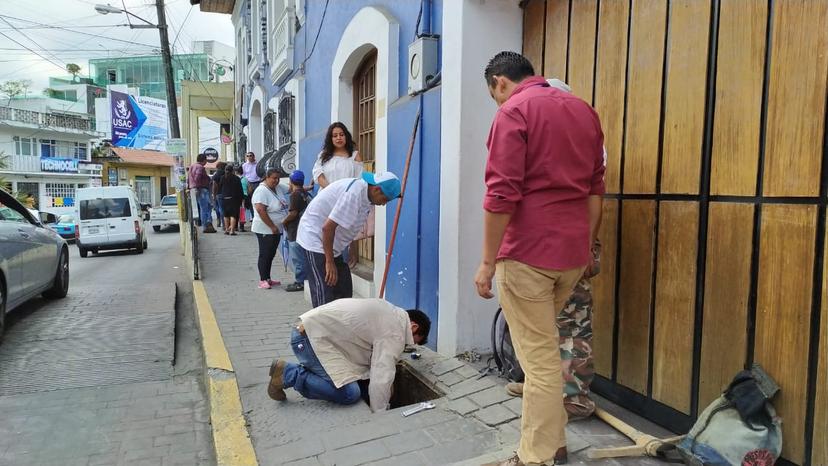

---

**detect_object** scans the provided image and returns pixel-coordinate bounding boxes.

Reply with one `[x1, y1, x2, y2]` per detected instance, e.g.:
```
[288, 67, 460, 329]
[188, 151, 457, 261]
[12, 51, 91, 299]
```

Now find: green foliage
[0, 79, 32, 103]
[0, 152, 33, 206]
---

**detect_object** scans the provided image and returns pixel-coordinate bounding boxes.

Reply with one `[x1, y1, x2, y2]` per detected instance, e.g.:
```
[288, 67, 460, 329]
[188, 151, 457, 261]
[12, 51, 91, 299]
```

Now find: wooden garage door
[523, 1, 828, 465]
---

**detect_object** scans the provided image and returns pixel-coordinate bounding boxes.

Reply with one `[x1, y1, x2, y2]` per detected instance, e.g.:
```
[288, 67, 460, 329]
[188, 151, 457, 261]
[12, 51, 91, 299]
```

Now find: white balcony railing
[270, 7, 295, 85]
[0, 107, 97, 132]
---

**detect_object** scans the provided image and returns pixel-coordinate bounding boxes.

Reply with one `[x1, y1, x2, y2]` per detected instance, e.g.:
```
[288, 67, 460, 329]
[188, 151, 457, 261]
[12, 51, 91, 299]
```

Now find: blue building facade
[226, 0, 524, 355]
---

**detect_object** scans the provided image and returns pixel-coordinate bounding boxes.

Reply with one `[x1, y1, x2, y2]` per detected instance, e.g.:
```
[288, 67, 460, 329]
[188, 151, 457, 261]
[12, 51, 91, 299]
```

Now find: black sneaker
[285, 283, 304, 292]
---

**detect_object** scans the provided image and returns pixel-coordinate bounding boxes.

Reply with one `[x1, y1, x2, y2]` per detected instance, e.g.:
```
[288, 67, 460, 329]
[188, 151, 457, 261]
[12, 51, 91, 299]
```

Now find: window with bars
[353, 50, 378, 267]
[260, 0, 268, 57]
[278, 93, 295, 147]
[263, 111, 276, 154]
[39, 139, 88, 160]
[13, 136, 35, 156]
[45, 183, 76, 207]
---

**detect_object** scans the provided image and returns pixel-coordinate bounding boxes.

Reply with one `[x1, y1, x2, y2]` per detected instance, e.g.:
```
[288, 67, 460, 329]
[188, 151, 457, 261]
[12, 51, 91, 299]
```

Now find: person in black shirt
[282, 170, 310, 292]
[220, 164, 244, 235]
[211, 162, 227, 229]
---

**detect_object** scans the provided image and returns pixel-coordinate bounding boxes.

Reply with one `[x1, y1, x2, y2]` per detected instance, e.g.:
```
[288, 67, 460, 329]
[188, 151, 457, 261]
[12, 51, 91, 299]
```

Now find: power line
[0, 16, 66, 70]
[0, 24, 131, 31]
[0, 30, 65, 73]
[0, 14, 158, 47]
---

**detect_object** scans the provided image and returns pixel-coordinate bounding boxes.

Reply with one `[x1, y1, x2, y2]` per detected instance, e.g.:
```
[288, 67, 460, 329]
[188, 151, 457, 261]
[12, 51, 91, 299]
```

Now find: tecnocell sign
[41, 157, 79, 173]
[110, 90, 168, 150]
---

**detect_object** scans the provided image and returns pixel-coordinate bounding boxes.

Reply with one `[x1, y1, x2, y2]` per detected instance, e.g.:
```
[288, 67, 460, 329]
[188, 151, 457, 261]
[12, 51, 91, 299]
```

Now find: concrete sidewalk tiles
[196, 231, 672, 466]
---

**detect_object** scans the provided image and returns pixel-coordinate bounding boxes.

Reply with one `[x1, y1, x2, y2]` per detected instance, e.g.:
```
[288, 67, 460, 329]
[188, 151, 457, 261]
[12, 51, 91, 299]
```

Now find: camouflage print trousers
[558, 277, 594, 418]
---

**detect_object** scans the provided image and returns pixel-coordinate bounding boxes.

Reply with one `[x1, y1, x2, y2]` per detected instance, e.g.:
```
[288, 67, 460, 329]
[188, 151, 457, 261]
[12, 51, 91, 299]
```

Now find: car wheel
[153, 225, 161, 232]
[143, 238, 148, 249]
[136, 239, 144, 254]
[43, 248, 69, 299]
[79, 246, 88, 258]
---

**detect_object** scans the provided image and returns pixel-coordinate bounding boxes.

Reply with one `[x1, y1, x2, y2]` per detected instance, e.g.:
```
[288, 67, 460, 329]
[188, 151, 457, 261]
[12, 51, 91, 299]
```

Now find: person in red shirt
[476, 52, 605, 466]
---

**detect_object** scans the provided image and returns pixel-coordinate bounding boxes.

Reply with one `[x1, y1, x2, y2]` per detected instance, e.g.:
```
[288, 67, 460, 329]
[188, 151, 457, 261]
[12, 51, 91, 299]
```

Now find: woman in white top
[252, 168, 290, 289]
[312, 122, 363, 188]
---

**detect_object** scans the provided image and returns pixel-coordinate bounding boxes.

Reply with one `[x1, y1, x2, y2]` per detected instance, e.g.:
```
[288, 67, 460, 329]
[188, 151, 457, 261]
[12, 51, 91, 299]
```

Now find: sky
[0, 0, 235, 90]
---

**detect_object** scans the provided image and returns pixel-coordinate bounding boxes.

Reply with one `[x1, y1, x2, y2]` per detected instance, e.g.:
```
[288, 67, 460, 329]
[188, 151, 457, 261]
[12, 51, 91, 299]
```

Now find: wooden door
[523, 1, 828, 464]
[353, 50, 377, 268]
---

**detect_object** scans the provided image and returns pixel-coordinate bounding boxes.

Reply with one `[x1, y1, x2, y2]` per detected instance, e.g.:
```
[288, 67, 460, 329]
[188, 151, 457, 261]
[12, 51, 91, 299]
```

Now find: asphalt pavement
[0, 227, 215, 465]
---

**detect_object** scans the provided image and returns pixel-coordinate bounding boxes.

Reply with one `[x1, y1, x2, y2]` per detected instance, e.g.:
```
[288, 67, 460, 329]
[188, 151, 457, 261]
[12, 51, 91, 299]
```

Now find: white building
[0, 95, 104, 216]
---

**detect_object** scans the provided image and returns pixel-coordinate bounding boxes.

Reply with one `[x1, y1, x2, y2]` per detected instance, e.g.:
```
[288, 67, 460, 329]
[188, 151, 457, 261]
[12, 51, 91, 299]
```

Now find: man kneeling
[267, 298, 431, 412]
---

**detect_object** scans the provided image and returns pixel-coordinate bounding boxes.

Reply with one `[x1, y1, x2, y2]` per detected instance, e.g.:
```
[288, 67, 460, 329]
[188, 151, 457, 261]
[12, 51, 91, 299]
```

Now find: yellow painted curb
[192, 280, 259, 466]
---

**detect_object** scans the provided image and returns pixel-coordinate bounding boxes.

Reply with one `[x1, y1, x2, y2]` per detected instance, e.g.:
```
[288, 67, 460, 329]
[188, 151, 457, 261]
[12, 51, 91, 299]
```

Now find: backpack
[491, 307, 524, 382]
[658, 364, 782, 466]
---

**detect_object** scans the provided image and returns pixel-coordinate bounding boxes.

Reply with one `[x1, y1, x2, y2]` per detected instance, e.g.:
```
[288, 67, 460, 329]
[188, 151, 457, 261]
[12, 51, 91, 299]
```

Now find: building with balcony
[0, 100, 104, 215]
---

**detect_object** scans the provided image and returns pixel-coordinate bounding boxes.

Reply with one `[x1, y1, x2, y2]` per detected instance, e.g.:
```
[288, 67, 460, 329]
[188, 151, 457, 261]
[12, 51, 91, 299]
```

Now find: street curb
[192, 280, 259, 466]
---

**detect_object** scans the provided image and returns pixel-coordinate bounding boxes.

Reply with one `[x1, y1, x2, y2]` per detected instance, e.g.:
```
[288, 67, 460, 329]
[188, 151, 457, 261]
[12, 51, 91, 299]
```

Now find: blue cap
[362, 171, 401, 200]
[289, 170, 305, 184]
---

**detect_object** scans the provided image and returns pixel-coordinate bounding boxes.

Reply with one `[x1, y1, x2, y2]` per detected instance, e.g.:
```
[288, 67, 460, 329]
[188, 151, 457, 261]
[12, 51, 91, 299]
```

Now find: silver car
[0, 189, 69, 343]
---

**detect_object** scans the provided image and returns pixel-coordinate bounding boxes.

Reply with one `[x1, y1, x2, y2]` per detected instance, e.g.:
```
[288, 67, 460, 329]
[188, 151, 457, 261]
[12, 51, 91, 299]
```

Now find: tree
[66, 63, 81, 82]
[0, 79, 32, 105]
[0, 152, 33, 205]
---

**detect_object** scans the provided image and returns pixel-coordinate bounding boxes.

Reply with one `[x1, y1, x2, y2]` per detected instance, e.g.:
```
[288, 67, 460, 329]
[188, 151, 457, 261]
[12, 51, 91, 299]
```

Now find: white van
[76, 186, 148, 258]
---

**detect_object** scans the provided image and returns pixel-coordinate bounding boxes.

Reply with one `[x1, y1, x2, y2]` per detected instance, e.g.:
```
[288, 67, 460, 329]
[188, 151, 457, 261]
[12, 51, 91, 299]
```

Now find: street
[0, 228, 215, 466]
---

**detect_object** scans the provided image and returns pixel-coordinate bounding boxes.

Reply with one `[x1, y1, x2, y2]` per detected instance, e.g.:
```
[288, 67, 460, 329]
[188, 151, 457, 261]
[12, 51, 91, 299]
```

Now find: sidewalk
[197, 230, 674, 466]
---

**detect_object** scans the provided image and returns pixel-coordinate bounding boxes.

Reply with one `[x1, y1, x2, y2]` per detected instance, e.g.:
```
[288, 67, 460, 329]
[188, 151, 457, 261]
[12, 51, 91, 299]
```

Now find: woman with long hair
[312, 122, 363, 188]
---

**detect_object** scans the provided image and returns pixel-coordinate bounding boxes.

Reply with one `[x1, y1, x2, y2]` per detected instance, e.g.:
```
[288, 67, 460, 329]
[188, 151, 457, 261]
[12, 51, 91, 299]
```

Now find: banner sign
[41, 157, 79, 173]
[110, 90, 168, 150]
[166, 138, 187, 191]
[203, 147, 219, 163]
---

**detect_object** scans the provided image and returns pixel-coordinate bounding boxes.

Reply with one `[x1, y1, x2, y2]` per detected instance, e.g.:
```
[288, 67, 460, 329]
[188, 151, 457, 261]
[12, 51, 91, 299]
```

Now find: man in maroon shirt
[476, 52, 605, 466]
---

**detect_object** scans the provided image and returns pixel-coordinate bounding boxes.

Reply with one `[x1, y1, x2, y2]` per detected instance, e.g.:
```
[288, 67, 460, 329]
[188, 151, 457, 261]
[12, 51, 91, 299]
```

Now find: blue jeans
[195, 188, 212, 228]
[288, 240, 307, 284]
[214, 197, 224, 227]
[282, 328, 361, 405]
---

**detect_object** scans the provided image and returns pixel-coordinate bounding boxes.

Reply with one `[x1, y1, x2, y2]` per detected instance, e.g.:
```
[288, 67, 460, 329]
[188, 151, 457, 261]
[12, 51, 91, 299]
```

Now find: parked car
[149, 195, 180, 232]
[0, 189, 70, 342]
[46, 213, 77, 241]
[76, 186, 148, 258]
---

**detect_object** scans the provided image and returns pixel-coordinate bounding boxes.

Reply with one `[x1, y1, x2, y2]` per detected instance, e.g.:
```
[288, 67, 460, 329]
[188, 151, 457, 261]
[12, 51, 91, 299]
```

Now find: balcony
[0, 107, 100, 134]
[270, 7, 295, 85]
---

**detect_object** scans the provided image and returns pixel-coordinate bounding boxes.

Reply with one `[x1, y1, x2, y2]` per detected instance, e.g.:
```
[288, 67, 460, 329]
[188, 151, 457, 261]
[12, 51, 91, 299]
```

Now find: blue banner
[110, 90, 168, 150]
[40, 157, 79, 173]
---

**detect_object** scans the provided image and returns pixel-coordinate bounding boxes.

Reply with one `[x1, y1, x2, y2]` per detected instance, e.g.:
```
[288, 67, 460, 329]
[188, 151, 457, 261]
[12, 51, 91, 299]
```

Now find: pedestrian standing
[252, 168, 290, 289]
[237, 165, 249, 232]
[475, 52, 605, 466]
[282, 170, 310, 292]
[187, 153, 216, 233]
[221, 165, 244, 235]
[312, 122, 363, 188]
[211, 162, 226, 229]
[242, 152, 262, 196]
[297, 172, 401, 307]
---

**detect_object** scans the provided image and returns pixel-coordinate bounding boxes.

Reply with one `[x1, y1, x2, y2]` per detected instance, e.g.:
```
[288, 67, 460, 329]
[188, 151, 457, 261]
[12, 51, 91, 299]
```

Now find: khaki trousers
[496, 259, 585, 464]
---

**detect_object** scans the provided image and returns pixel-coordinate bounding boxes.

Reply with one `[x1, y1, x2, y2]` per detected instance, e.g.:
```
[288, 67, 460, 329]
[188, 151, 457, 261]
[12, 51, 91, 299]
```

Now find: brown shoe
[481, 447, 566, 466]
[267, 359, 287, 401]
[203, 224, 217, 233]
[506, 382, 523, 397]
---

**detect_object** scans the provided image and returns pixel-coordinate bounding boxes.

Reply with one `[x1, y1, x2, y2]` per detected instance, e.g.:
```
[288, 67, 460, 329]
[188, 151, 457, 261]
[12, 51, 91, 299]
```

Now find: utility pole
[155, 0, 180, 138]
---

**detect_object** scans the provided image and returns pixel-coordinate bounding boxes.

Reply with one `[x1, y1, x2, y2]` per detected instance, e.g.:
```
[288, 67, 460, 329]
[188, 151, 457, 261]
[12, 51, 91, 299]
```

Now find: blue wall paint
[384, 86, 441, 350]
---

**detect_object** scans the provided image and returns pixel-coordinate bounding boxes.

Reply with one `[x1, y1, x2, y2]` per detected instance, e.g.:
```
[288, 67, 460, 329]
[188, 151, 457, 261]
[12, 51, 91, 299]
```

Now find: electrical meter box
[408, 37, 439, 95]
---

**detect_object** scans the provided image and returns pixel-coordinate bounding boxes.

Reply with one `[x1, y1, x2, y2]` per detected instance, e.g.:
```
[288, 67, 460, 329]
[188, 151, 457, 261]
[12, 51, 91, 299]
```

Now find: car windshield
[57, 214, 74, 223]
[161, 196, 177, 206]
[80, 198, 131, 219]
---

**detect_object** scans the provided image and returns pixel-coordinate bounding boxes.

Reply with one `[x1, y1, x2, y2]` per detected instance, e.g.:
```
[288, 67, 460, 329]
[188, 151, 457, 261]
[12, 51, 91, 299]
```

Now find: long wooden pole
[379, 103, 422, 298]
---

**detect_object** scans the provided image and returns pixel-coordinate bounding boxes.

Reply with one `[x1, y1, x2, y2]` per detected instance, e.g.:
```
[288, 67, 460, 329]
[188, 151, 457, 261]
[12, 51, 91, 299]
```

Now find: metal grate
[353, 50, 377, 267]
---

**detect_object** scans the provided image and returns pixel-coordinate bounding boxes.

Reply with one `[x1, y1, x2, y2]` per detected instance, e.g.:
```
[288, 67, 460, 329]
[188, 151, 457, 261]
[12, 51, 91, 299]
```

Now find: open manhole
[358, 361, 444, 409]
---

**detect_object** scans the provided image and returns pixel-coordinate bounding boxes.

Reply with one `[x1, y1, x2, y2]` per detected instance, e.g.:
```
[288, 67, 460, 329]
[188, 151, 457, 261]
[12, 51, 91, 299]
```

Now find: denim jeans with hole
[282, 327, 361, 405]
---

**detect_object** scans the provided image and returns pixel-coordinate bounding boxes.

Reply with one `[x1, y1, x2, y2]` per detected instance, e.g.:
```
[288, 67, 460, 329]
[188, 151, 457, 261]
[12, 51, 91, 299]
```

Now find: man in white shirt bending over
[267, 298, 431, 412]
[297, 171, 401, 307]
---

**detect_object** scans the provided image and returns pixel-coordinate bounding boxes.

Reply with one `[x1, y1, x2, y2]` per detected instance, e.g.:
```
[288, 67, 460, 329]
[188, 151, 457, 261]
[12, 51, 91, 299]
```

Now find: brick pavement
[198, 232, 673, 466]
